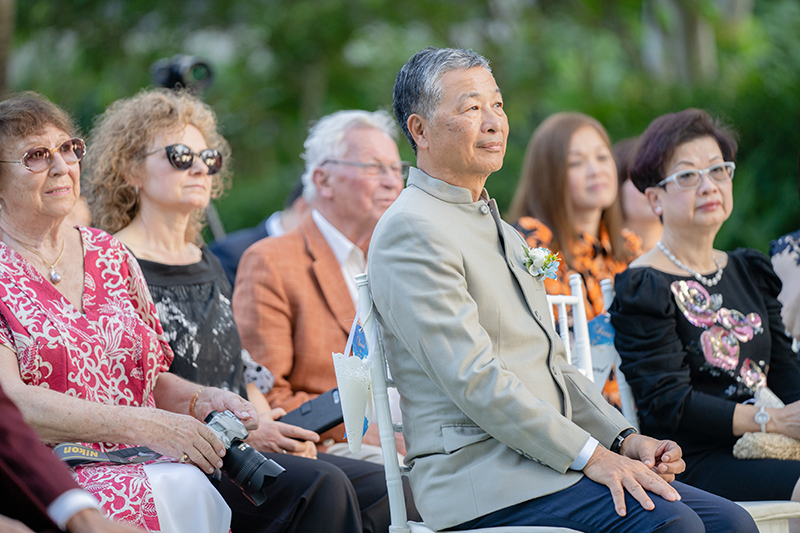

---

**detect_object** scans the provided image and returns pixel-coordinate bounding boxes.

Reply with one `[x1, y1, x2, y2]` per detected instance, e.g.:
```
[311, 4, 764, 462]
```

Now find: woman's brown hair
[508, 112, 627, 265]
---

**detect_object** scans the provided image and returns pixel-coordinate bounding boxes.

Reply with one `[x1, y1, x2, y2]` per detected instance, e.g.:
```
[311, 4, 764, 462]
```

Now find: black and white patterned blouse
[136, 247, 273, 397]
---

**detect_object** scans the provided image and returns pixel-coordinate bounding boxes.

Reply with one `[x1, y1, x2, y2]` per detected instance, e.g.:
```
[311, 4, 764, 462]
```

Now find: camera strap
[53, 443, 162, 468]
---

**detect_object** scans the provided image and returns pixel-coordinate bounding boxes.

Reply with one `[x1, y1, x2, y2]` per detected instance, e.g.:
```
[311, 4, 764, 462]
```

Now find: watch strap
[610, 428, 637, 454]
[755, 405, 770, 433]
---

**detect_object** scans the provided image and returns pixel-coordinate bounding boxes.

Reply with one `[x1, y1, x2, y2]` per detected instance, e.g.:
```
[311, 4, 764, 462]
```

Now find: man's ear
[408, 114, 430, 152]
[313, 166, 333, 199]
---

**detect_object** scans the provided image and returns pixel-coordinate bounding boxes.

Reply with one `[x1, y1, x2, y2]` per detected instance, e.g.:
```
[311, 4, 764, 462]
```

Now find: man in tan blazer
[367, 47, 757, 533]
[233, 109, 405, 455]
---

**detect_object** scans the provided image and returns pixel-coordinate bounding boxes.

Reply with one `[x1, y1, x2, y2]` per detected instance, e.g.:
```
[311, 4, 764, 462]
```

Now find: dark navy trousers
[448, 478, 758, 533]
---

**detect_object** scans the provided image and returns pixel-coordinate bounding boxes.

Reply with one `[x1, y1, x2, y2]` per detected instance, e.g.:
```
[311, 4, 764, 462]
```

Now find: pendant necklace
[657, 240, 723, 287]
[9, 236, 66, 284]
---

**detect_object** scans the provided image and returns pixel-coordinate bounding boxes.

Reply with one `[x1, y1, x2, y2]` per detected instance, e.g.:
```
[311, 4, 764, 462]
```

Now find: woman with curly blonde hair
[85, 88, 403, 533]
[85, 88, 231, 248]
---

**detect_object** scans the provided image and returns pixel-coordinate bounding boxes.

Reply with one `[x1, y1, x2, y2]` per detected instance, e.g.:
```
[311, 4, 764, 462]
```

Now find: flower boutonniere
[522, 245, 560, 281]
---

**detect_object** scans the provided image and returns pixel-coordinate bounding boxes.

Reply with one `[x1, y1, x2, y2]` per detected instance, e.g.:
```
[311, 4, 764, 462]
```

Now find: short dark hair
[392, 47, 490, 154]
[630, 108, 738, 192]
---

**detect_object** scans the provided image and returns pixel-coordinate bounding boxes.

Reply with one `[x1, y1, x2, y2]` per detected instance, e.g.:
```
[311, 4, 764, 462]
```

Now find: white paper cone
[332, 352, 371, 453]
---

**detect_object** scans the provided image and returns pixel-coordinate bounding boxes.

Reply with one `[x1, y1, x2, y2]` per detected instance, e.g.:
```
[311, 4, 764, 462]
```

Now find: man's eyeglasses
[657, 162, 736, 190]
[323, 159, 410, 180]
[0, 138, 86, 173]
[145, 144, 223, 175]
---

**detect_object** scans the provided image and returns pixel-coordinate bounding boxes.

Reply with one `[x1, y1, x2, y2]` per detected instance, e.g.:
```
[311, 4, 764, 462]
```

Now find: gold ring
[179, 453, 190, 463]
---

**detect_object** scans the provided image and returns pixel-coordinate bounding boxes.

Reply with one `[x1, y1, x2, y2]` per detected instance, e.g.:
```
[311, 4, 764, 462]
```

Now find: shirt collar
[311, 209, 364, 267]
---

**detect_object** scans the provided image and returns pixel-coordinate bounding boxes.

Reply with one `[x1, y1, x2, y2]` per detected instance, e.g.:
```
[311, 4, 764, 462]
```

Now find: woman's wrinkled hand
[244, 408, 320, 458]
[138, 408, 226, 474]
[192, 387, 259, 431]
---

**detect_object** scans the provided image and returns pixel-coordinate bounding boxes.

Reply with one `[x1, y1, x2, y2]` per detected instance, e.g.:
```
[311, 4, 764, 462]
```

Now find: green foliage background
[9, 0, 800, 252]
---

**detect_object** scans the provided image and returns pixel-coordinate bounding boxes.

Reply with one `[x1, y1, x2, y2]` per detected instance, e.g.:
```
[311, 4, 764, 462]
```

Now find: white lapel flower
[522, 245, 560, 281]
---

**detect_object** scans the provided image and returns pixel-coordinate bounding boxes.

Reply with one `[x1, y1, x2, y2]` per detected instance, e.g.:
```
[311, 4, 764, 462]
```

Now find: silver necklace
[657, 241, 723, 287]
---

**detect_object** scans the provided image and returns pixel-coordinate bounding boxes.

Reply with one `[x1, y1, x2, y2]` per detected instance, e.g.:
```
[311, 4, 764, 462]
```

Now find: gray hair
[393, 47, 491, 154]
[300, 109, 399, 201]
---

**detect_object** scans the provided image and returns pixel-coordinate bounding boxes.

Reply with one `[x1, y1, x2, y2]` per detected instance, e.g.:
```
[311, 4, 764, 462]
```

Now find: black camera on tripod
[205, 410, 284, 506]
[151, 54, 214, 91]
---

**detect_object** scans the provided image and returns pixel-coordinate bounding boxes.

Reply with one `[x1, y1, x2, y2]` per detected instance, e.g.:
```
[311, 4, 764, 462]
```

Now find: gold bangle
[189, 386, 206, 420]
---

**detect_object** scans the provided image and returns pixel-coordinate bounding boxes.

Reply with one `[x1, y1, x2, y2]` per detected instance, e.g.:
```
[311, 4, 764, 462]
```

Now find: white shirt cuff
[569, 437, 599, 471]
[48, 489, 101, 531]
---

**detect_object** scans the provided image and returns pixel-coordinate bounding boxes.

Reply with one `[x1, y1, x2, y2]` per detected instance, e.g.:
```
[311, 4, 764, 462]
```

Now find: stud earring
[654, 206, 662, 215]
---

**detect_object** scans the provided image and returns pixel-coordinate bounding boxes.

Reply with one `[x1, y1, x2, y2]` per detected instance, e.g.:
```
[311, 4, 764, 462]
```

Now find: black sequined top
[137, 247, 273, 397]
[610, 248, 800, 459]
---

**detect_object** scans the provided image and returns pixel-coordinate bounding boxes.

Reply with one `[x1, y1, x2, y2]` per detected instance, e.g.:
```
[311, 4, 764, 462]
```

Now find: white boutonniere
[522, 245, 560, 281]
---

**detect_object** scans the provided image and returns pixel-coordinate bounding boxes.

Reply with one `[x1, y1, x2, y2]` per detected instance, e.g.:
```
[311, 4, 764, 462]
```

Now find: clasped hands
[583, 434, 685, 517]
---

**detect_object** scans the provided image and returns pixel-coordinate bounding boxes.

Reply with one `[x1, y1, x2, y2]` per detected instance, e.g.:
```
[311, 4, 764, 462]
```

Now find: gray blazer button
[534, 310, 542, 320]
[480, 204, 490, 214]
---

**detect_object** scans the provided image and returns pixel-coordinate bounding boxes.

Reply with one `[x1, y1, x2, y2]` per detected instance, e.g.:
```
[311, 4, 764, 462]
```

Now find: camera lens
[223, 440, 285, 506]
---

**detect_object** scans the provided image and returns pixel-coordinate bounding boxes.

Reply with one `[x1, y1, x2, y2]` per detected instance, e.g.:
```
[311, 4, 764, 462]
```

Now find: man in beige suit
[367, 47, 757, 533]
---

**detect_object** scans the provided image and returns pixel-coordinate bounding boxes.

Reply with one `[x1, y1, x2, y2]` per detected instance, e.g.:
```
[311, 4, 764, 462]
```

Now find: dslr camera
[151, 54, 213, 91]
[205, 410, 285, 506]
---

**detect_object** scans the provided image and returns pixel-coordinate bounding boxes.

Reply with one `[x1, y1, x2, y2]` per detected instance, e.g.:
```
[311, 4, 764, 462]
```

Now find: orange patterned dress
[513, 217, 643, 407]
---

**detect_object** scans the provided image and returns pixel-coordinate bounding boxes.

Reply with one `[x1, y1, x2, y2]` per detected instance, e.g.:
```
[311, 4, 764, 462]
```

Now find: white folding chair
[599, 279, 800, 532]
[354, 273, 579, 533]
[545, 273, 594, 382]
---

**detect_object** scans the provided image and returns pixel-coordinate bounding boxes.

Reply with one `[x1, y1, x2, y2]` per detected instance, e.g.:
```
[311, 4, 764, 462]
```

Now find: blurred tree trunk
[0, 0, 13, 96]
[641, 0, 753, 84]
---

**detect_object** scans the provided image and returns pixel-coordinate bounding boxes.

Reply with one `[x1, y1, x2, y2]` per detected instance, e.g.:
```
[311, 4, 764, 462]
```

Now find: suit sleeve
[233, 243, 313, 411]
[370, 210, 615, 473]
[0, 380, 83, 530]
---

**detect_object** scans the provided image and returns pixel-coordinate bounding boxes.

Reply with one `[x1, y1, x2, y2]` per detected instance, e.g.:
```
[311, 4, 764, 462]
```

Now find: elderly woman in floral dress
[0, 91, 253, 532]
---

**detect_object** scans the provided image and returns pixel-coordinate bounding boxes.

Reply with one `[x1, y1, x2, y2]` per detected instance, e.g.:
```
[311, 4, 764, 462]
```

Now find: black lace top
[137, 248, 273, 397]
[610, 248, 800, 459]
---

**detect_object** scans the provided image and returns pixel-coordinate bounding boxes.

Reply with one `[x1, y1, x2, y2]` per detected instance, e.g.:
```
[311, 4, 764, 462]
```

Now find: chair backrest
[355, 273, 412, 533]
[599, 278, 639, 430]
[545, 273, 594, 383]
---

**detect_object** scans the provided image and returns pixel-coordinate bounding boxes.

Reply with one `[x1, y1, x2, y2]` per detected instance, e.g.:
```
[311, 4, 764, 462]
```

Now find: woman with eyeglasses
[0, 91, 239, 532]
[85, 88, 403, 533]
[609, 108, 800, 505]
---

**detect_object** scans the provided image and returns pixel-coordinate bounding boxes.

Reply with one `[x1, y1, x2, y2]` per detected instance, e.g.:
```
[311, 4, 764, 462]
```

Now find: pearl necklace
[657, 241, 723, 287]
[9, 236, 66, 284]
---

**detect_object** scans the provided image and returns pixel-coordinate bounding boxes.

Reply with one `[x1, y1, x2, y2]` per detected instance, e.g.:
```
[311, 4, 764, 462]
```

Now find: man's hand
[66, 508, 144, 532]
[620, 434, 685, 482]
[244, 408, 320, 458]
[582, 445, 681, 517]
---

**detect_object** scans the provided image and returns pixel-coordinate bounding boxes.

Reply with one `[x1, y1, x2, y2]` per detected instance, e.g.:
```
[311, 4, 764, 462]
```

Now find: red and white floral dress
[0, 226, 222, 531]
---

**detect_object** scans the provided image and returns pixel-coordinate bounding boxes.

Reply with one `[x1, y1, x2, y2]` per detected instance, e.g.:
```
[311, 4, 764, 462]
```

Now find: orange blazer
[233, 214, 355, 439]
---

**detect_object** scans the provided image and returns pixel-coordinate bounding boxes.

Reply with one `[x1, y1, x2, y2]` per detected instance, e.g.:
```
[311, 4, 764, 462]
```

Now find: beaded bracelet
[189, 386, 206, 420]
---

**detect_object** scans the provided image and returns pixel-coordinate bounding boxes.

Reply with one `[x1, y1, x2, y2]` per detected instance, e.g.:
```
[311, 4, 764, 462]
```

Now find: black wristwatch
[610, 428, 637, 454]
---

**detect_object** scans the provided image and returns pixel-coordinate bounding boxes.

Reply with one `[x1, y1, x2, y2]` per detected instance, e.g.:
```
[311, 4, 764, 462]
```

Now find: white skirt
[144, 463, 231, 533]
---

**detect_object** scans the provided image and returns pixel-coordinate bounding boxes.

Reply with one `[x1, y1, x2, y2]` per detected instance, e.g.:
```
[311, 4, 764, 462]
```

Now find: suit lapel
[302, 216, 356, 334]
[487, 199, 550, 332]
[487, 198, 572, 418]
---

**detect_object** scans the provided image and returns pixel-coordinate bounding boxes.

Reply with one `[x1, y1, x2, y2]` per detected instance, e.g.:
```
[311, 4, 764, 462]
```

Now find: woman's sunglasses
[145, 144, 223, 175]
[0, 138, 86, 173]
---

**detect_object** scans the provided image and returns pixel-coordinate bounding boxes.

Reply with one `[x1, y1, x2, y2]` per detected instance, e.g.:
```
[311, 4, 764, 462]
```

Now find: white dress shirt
[311, 209, 366, 309]
[48, 489, 101, 530]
